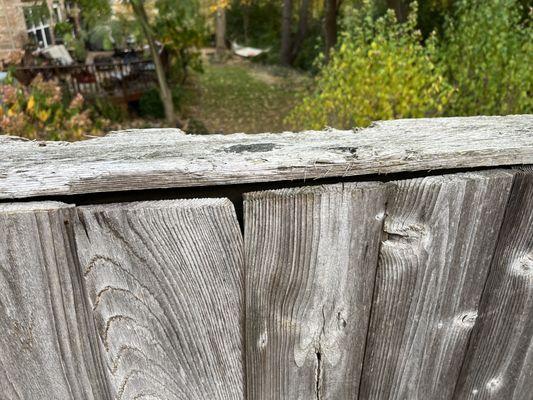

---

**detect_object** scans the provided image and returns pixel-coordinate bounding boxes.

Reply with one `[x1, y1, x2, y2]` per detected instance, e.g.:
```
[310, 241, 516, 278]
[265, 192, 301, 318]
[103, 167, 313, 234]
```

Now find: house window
[23, 6, 53, 48]
[52, 1, 63, 23]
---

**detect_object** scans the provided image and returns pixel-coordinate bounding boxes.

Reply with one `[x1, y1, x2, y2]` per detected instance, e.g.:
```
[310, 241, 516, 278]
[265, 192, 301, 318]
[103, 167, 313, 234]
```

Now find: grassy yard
[181, 59, 310, 134]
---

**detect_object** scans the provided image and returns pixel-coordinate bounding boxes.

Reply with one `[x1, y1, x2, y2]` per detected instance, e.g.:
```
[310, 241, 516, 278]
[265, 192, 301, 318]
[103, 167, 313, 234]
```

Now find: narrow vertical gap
[240, 195, 248, 400]
[356, 191, 390, 400]
[315, 349, 322, 400]
[64, 208, 115, 399]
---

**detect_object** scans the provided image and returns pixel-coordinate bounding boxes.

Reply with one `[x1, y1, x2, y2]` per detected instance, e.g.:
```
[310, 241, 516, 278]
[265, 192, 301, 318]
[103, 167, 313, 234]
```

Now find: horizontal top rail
[0, 115, 532, 199]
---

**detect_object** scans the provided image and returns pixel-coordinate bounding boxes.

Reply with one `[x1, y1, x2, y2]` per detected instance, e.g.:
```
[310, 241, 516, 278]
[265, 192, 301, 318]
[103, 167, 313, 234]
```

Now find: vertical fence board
[74, 199, 244, 400]
[0, 202, 110, 400]
[245, 183, 388, 399]
[359, 171, 514, 400]
[453, 170, 533, 400]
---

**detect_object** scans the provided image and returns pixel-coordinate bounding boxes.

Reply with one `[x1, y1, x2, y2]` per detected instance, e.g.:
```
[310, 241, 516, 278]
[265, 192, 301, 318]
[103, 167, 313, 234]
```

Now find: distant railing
[13, 60, 157, 102]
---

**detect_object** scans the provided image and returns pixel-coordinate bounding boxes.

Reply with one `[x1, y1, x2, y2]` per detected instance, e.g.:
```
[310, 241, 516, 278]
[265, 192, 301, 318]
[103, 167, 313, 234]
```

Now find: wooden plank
[0, 115, 531, 199]
[359, 170, 515, 400]
[453, 169, 533, 399]
[74, 199, 244, 400]
[244, 183, 388, 399]
[0, 202, 111, 400]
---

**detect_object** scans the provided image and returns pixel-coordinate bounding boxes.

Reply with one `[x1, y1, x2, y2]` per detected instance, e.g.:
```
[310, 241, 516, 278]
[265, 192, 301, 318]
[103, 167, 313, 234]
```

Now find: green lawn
[181, 60, 310, 134]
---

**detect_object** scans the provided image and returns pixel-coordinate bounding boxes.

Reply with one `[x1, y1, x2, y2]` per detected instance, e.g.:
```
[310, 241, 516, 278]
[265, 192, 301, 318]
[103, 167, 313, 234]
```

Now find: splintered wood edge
[1, 115, 532, 199]
[0, 201, 73, 213]
[243, 170, 516, 200]
[76, 198, 235, 212]
[243, 182, 385, 200]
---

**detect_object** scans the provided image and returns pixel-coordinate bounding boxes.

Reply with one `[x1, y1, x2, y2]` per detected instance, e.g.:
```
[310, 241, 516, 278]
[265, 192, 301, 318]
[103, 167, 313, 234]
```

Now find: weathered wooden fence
[0, 115, 532, 400]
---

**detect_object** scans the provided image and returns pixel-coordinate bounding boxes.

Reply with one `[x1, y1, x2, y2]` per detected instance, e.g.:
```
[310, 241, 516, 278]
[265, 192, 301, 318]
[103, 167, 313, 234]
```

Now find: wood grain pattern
[244, 183, 388, 399]
[453, 170, 533, 400]
[359, 171, 515, 400]
[74, 199, 244, 400]
[1, 115, 532, 199]
[0, 202, 110, 400]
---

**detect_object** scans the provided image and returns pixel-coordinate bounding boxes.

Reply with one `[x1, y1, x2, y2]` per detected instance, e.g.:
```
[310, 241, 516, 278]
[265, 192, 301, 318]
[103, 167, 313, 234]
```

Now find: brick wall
[0, 0, 27, 62]
[0, 0, 65, 64]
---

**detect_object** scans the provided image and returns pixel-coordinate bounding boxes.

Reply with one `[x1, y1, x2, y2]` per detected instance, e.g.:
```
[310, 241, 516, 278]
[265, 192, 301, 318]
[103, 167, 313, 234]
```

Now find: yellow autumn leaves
[287, 3, 454, 130]
[0, 74, 96, 140]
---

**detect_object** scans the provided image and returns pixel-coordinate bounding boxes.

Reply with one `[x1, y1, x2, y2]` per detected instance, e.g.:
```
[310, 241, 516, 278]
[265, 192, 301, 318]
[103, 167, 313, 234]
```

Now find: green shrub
[287, 1, 453, 130]
[92, 98, 127, 122]
[441, 0, 532, 116]
[138, 87, 183, 119]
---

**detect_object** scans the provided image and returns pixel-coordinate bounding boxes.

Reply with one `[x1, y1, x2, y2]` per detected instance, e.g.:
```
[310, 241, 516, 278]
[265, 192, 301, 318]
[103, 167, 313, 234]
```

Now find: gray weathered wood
[0, 202, 111, 400]
[0, 115, 531, 199]
[244, 183, 388, 399]
[359, 170, 515, 400]
[453, 169, 533, 400]
[74, 199, 244, 400]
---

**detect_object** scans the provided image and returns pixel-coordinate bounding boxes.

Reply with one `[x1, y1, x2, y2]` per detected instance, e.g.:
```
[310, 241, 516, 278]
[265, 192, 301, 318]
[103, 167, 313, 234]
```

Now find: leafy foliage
[287, 1, 453, 129]
[440, 0, 532, 116]
[227, 0, 281, 48]
[151, 0, 206, 83]
[0, 74, 99, 141]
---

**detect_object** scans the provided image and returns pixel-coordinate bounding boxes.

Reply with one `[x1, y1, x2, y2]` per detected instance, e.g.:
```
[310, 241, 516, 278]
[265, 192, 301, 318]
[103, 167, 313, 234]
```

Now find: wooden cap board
[0, 115, 532, 199]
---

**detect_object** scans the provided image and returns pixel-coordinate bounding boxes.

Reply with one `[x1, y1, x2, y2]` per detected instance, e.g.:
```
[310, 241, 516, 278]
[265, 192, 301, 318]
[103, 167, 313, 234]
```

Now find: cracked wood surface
[1, 115, 532, 200]
[244, 183, 388, 399]
[0, 202, 110, 400]
[359, 170, 515, 400]
[454, 169, 533, 400]
[74, 199, 244, 400]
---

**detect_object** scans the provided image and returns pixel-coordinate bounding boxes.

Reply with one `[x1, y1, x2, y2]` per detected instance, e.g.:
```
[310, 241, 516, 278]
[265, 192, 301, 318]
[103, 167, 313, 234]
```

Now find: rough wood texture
[454, 170, 533, 400]
[74, 199, 244, 400]
[359, 171, 515, 400]
[1, 115, 531, 199]
[0, 202, 110, 400]
[244, 183, 388, 399]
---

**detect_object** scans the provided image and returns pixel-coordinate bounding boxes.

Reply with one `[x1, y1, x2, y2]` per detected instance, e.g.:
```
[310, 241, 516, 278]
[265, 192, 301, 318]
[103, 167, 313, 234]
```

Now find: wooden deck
[13, 60, 157, 102]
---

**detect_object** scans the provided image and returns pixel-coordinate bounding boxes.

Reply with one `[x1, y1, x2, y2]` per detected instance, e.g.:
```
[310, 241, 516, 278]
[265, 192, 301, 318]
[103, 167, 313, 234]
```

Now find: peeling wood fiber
[0, 115, 532, 199]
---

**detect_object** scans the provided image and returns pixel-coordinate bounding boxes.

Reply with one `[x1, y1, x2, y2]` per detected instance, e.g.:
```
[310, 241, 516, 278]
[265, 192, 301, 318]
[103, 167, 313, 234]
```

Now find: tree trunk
[243, 3, 250, 45]
[215, 4, 227, 60]
[324, 0, 339, 62]
[130, 0, 175, 125]
[290, 0, 311, 64]
[280, 0, 293, 66]
[387, 0, 407, 21]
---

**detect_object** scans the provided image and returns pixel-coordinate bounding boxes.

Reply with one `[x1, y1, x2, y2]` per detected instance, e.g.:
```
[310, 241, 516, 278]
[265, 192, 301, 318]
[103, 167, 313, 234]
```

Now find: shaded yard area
[182, 59, 310, 134]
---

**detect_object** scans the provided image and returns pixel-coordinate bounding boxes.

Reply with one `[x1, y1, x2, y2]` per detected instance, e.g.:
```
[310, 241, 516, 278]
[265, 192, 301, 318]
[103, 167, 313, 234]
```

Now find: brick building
[0, 0, 67, 62]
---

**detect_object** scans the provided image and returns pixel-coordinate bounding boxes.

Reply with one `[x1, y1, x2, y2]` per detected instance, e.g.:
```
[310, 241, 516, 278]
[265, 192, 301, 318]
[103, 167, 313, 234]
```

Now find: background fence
[0, 115, 532, 399]
[13, 60, 157, 102]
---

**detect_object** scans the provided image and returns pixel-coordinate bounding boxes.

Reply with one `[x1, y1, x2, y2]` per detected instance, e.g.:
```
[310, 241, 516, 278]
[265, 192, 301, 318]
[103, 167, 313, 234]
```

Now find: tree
[280, 0, 293, 65]
[441, 0, 532, 115]
[323, 0, 342, 60]
[281, 0, 312, 66]
[287, 1, 453, 129]
[213, 0, 229, 60]
[129, 0, 175, 124]
[386, 0, 408, 21]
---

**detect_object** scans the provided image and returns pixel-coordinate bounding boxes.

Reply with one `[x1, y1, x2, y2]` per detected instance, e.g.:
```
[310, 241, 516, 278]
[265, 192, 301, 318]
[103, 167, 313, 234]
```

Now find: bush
[287, 2, 453, 130]
[92, 98, 127, 123]
[138, 87, 183, 119]
[0, 74, 99, 140]
[441, 0, 532, 116]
